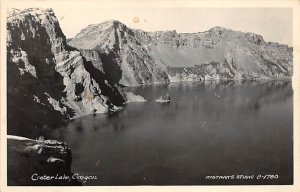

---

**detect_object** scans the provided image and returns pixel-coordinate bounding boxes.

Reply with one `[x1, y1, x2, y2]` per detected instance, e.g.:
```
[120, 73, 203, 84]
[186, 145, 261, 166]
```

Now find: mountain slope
[68, 20, 169, 86]
[143, 27, 292, 80]
[7, 9, 125, 132]
[69, 21, 292, 84]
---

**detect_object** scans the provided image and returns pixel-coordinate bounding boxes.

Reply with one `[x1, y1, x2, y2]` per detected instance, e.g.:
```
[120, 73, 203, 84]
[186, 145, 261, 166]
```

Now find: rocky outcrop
[7, 9, 293, 131]
[138, 26, 292, 80]
[7, 9, 125, 131]
[167, 61, 235, 82]
[68, 20, 169, 86]
[69, 21, 292, 84]
[7, 135, 81, 186]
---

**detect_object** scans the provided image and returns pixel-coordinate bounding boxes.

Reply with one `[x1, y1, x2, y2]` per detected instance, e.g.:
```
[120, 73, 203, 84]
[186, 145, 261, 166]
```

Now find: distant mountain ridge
[6, 8, 293, 131]
[69, 20, 169, 86]
[69, 20, 292, 85]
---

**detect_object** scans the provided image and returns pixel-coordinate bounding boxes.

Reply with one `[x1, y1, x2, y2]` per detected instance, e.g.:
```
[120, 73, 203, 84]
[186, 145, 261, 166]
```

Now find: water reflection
[58, 80, 292, 185]
[11, 80, 293, 185]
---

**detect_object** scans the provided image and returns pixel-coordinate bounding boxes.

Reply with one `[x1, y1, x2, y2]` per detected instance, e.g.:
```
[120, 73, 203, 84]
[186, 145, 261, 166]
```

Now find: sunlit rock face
[7, 8, 125, 131]
[68, 20, 170, 86]
[6, 8, 292, 131]
[69, 21, 292, 84]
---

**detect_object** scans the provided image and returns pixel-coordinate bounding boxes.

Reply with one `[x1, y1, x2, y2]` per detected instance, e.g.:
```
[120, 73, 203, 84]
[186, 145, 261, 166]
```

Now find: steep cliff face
[7, 135, 81, 186]
[145, 27, 293, 81]
[7, 9, 125, 131]
[69, 21, 292, 84]
[7, 9, 293, 131]
[69, 20, 169, 86]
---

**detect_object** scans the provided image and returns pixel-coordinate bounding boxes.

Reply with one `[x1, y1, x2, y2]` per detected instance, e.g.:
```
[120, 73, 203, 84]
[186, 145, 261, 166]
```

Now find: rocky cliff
[7, 8, 125, 132]
[7, 9, 293, 131]
[7, 135, 81, 186]
[68, 20, 169, 86]
[69, 21, 292, 84]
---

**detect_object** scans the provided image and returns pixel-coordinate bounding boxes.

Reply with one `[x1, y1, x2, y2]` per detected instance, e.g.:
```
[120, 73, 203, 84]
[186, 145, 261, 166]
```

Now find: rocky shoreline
[6, 8, 293, 186]
[6, 8, 293, 132]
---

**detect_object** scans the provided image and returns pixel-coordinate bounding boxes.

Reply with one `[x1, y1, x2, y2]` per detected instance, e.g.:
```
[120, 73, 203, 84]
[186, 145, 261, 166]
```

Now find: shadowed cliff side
[69, 20, 292, 85]
[7, 136, 81, 186]
[7, 8, 126, 133]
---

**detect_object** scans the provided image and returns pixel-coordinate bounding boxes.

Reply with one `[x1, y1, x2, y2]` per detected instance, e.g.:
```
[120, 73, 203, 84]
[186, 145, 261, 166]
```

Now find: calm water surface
[17, 80, 295, 185]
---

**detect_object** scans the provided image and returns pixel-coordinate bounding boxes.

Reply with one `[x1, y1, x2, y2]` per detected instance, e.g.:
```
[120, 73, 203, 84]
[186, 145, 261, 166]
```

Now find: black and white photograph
[1, 0, 299, 190]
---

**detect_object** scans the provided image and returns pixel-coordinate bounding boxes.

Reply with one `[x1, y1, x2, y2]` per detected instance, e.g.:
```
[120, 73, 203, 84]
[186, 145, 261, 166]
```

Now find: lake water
[14, 80, 294, 185]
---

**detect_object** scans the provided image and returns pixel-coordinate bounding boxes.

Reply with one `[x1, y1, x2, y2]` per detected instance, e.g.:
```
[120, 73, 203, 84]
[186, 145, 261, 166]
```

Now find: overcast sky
[53, 7, 292, 46]
[8, 5, 293, 46]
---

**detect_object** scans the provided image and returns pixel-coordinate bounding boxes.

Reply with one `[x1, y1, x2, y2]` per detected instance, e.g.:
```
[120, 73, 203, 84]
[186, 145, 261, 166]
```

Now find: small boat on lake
[156, 93, 171, 103]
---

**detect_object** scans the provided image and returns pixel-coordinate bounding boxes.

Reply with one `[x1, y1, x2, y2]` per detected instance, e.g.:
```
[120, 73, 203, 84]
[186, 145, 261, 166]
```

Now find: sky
[7, 4, 293, 46]
[53, 7, 292, 46]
